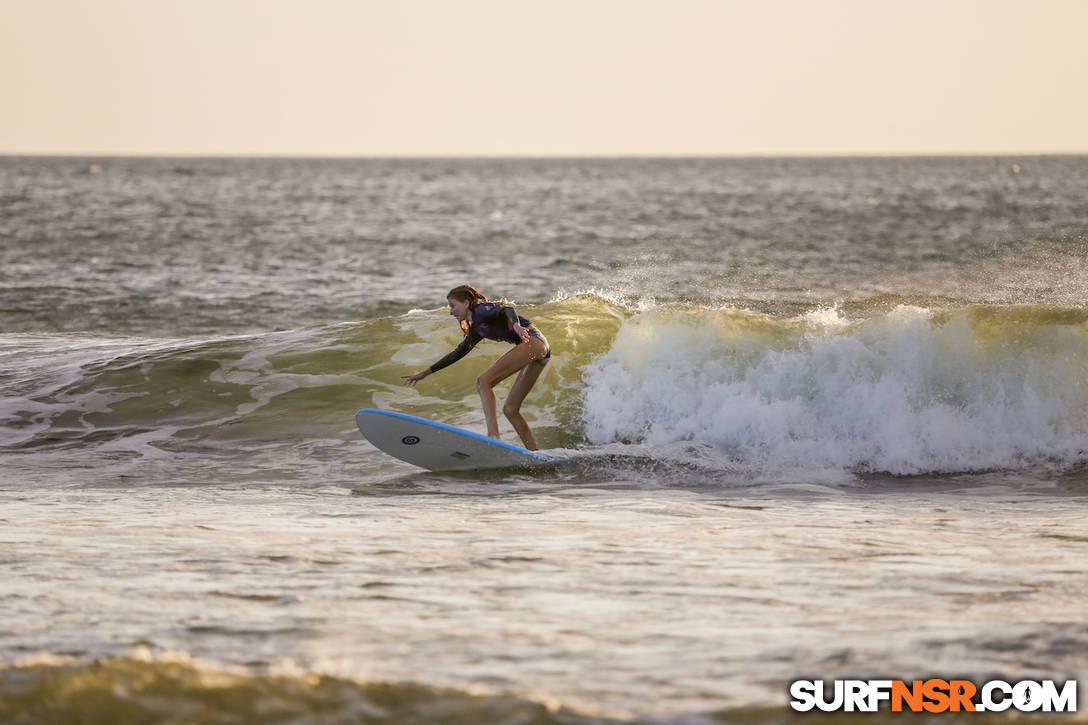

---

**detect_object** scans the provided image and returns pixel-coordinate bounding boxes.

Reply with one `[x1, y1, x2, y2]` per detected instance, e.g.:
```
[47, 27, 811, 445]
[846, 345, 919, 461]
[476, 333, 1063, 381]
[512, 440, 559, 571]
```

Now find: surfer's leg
[476, 340, 543, 440]
[502, 357, 548, 450]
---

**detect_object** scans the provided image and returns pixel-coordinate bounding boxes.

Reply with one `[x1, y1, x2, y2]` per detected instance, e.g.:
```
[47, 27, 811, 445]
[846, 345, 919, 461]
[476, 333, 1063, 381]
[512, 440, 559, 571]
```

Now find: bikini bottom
[523, 327, 551, 361]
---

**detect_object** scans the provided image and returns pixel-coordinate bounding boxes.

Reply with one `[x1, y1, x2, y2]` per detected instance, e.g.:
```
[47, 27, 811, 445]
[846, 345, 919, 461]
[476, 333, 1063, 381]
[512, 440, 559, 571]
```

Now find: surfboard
[355, 408, 557, 471]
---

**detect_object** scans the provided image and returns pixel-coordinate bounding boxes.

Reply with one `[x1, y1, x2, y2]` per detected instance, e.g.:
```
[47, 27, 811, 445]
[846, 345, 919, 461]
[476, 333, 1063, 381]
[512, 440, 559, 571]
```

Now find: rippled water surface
[2, 156, 1087, 723]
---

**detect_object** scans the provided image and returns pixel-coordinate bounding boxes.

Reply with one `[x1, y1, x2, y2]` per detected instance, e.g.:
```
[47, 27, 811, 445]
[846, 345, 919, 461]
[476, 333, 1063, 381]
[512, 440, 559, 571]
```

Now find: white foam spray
[581, 305, 1088, 479]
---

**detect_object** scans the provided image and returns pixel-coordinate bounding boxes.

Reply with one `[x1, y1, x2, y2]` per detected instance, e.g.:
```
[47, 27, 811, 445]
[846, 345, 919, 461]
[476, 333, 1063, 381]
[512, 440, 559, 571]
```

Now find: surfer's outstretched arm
[402, 334, 479, 386]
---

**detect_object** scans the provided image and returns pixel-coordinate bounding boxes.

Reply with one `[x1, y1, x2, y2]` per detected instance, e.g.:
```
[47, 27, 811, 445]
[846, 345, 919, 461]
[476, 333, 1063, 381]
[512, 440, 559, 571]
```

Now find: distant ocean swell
[3, 295, 1087, 478]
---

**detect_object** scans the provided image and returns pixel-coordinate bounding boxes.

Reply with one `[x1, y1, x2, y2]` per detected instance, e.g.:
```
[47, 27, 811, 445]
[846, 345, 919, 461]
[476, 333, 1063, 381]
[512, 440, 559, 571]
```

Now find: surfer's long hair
[447, 284, 489, 335]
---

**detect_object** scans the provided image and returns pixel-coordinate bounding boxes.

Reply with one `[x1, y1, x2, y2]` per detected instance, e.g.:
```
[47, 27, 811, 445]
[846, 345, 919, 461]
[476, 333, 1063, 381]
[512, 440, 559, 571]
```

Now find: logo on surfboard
[401, 435, 421, 445]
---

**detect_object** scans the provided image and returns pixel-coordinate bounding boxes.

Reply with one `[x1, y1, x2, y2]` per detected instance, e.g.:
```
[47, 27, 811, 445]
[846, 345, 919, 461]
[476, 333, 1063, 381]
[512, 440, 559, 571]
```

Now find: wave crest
[4, 299, 1087, 479]
[581, 304, 1088, 476]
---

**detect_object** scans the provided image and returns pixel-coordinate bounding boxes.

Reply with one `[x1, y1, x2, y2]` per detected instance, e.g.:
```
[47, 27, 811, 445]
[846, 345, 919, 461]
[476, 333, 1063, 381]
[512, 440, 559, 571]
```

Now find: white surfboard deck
[355, 408, 556, 471]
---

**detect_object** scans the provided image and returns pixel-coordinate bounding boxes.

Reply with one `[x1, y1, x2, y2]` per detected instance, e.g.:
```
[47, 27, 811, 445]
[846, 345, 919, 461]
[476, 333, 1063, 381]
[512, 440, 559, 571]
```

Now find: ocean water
[1, 156, 1087, 723]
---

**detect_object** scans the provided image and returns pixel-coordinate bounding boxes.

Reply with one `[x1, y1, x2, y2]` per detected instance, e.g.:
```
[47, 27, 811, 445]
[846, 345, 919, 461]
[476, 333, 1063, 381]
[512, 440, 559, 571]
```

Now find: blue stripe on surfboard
[355, 409, 555, 462]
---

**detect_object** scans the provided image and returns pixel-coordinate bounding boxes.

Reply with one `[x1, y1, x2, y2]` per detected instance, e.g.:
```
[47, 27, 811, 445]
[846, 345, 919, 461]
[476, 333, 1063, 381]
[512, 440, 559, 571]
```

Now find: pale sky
[2, 0, 1086, 156]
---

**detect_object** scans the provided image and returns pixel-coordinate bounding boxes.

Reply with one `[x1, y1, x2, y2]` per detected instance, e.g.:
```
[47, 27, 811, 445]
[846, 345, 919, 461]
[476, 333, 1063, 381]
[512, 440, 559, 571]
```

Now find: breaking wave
[3, 295, 1087, 479]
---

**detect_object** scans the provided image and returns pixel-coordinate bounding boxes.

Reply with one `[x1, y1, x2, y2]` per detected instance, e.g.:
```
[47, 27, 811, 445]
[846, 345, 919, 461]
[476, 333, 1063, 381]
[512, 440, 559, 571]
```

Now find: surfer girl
[402, 284, 551, 450]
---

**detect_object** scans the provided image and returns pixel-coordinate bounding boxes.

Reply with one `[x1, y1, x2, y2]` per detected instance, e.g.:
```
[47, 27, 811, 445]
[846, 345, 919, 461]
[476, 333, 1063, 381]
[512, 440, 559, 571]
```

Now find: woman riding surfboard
[402, 284, 551, 450]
